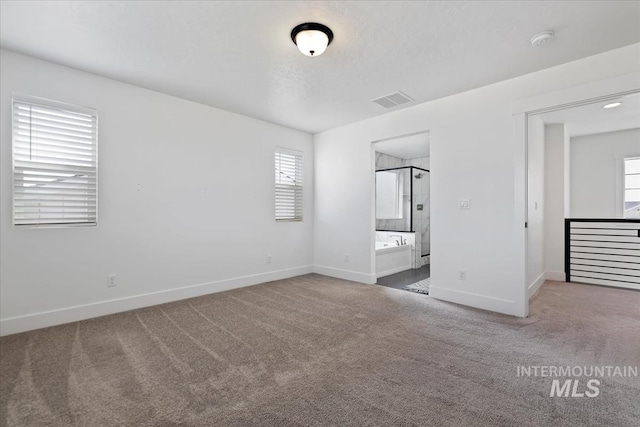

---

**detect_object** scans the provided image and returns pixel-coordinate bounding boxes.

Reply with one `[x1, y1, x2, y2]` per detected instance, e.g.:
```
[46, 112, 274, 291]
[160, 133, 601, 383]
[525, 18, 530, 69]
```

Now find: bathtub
[375, 241, 399, 251]
[375, 242, 412, 278]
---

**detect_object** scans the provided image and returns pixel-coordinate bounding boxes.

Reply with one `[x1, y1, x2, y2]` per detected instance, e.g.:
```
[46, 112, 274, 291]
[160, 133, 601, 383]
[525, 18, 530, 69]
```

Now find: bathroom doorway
[372, 131, 431, 294]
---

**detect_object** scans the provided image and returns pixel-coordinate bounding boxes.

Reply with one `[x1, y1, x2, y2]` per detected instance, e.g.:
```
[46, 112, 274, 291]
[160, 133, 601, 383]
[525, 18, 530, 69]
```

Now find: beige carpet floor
[1, 275, 639, 426]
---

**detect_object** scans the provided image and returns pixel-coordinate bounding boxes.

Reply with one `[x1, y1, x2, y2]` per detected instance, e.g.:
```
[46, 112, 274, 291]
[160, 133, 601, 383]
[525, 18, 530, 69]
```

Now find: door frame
[513, 73, 640, 317]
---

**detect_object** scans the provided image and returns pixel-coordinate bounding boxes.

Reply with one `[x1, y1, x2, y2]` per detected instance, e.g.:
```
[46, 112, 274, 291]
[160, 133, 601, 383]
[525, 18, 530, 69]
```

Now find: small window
[275, 148, 303, 221]
[624, 157, 640, 219]
[12, 94, 98, 227]
[376, 170, 404, 219]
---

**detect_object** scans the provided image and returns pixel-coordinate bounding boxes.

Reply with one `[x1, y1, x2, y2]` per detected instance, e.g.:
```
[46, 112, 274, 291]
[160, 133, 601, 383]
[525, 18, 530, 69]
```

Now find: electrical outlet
[267, 254, 272, 264]
[458, 270, 467, 281]
[459, 199, 470, 210]
[345, 253, 350, 263]
[107, 274, 117, 287]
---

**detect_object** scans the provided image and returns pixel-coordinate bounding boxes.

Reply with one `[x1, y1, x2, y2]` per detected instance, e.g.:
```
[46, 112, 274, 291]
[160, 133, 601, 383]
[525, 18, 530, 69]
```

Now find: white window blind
[275, 148, 303, 221]
[12, 95, 98, 227]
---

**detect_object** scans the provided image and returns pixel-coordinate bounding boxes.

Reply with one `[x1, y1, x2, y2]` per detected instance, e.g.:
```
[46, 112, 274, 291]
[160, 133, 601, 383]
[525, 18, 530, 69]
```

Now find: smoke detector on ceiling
[371, 91, 414, 109]
[530, 31, 554, 47]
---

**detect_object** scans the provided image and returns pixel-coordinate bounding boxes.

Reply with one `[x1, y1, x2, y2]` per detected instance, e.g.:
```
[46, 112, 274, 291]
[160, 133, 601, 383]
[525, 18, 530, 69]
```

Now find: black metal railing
[565, 218, 640, 290]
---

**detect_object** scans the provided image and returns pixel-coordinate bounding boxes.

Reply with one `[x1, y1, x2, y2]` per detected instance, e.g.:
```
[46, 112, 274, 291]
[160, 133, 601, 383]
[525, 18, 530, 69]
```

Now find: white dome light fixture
[603, 102, 622, 109]
[291, 22, 333, 57]
[530, 30, 554, 47]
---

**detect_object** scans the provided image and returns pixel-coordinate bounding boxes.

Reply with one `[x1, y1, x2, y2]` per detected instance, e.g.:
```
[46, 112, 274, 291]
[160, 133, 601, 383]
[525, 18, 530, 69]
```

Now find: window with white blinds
[275, 148, 303, 221]
[624, 157, 640, 219]
[12, 95, 98, 227]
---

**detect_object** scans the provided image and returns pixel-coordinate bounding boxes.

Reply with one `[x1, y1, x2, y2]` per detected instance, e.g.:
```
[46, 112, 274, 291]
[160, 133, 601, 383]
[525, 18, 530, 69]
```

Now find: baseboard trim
[312, 265, 376, 284]
[545, 271, 566, 282]
[0, 265, 313, 336]
[528, 272, 546, 300]
[429, 285, 520, 317]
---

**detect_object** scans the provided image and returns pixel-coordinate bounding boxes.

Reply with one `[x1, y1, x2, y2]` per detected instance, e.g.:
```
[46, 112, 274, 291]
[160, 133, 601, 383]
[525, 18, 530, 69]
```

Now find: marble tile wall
[403, 157, 430, 170]
[408, 158, 430, 261]
[375, 152, 403, 169]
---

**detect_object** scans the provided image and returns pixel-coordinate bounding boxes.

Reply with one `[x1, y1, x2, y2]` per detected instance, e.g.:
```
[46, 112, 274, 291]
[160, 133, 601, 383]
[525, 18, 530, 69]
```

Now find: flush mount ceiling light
[530, 30, 554, 47]
[603, 102, 622, 109]
[291, 22, 333, 57]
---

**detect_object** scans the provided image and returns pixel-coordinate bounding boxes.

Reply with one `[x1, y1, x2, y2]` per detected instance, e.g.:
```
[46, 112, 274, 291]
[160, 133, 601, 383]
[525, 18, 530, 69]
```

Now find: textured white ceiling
[537, 92, 640, 137]
[1, 1, 639, 134]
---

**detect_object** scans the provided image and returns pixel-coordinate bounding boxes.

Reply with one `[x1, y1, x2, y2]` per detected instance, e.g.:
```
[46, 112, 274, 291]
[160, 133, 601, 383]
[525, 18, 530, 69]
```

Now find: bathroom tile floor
[376, 264, 430, 290]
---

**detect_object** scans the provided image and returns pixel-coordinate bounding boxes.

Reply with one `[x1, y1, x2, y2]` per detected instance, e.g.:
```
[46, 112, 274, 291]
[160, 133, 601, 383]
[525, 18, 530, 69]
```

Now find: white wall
[527, 115, 545, 296]
[313, 43, 640, 317]
[564, 127, 571, 218]
[570, 128, 640, 218]
[544, 124, 569, 280]
[0, 50, 314, 335]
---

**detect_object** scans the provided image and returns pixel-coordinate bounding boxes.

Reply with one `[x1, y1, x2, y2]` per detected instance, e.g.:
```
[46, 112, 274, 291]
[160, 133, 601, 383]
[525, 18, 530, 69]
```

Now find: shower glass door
[412, 168, 430, 257]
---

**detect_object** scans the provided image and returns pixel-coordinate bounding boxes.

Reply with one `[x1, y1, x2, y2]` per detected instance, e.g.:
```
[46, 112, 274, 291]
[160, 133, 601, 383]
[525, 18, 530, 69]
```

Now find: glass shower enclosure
[375, 166, 430, 257]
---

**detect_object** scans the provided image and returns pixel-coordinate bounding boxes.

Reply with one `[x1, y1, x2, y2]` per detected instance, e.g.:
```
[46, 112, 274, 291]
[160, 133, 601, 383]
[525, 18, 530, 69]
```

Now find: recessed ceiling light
[603, 102, 622, 109]
[530, 31, 554, 47]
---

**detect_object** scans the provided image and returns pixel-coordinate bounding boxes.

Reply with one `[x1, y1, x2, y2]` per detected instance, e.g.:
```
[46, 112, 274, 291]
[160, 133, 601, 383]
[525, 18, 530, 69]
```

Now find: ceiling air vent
[371, 91, 414, 109]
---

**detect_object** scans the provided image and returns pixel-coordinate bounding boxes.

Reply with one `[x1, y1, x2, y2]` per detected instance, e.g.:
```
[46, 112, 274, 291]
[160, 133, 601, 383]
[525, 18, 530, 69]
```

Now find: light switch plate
[459, 199, 471, 210]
